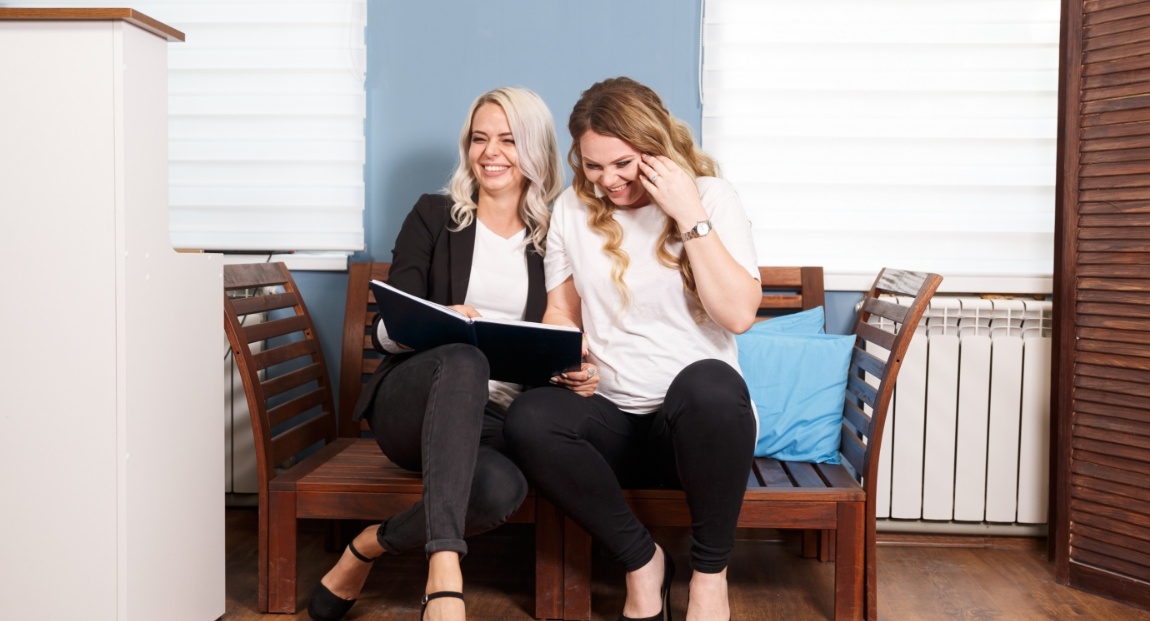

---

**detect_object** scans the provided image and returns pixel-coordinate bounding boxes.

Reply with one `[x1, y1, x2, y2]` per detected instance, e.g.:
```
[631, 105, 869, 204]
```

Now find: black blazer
[352, 193, 548, 420]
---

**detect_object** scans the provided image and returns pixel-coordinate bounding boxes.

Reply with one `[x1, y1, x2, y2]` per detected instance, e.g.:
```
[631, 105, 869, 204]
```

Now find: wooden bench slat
[845, 372, 879, 410]
[231, 290, 298, 316]
[754, 457, 794, 488]
[854, 321, 896, 354]
[842, 398, 872, 437]
[862, 296, 910, 324]
[260, 362, 323, 400]
[786, 461, 830, 489]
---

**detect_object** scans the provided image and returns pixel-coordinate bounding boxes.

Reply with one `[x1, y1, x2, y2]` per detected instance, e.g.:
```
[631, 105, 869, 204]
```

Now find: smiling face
[578, 130, 650, 209]
[468, 102, 524, 201]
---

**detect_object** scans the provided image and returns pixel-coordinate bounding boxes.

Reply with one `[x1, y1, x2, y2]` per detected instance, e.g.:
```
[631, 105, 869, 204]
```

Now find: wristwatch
[682, 219, 712, 241]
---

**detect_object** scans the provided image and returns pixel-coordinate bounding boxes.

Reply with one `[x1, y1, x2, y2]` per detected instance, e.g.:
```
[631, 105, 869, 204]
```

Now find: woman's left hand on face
[638, 154, 705, 225]
[551, 362, 599, 397]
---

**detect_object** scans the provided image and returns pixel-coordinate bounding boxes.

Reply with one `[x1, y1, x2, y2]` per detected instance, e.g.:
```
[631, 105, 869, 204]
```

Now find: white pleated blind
[702, 0, 1059, 293]
[12, 0, 367, 255]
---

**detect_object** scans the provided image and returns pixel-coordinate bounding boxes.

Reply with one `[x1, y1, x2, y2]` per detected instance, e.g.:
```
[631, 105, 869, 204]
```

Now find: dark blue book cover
[370, 280, 582, 386]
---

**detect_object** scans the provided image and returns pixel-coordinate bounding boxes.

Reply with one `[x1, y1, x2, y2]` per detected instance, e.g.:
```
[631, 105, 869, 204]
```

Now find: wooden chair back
[845, 268, 943, 499]
[756, 265, 825, 317]
[338, 261, 391, 436]
[223, 261, 338, 491]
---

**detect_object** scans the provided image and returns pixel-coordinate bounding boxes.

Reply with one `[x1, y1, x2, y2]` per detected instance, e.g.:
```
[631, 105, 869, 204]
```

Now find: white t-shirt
[468, 220, 529, 408]
[545, 177, 759, 413]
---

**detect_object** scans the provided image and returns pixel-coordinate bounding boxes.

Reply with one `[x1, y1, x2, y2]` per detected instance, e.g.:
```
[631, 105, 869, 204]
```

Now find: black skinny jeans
[505, 359, 756, 573]
[365, 343, 528, 558]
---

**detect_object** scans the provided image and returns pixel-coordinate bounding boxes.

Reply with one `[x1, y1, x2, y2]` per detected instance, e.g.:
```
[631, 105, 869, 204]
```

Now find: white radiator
[872, 295, 1052, 530]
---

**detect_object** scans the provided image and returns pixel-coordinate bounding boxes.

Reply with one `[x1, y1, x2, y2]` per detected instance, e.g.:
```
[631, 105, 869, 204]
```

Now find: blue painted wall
[295, 0, 706, 399]
[293, 1, 866, 406]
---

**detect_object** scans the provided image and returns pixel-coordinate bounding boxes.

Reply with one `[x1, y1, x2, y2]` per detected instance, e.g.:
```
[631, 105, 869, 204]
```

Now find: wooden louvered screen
[1053, 0, 1150, 609]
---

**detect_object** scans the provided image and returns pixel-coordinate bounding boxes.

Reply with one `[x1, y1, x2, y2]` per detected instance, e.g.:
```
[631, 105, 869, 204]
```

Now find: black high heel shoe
[307, 540, 378, 621]
[422, 591, 464, 620]
[619, 547, 676, 621]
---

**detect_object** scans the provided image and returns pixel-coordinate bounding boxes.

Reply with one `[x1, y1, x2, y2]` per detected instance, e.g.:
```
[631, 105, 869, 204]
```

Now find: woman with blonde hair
[307, 86, 577, 621]
[506, 77, 761, 621]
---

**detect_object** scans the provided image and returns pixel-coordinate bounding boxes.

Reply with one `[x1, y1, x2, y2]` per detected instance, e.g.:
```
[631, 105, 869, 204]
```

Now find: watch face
[697, 221, 712, 236]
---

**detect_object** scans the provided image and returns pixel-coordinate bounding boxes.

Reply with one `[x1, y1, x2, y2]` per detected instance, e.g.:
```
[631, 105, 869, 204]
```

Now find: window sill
[215, 252, 350, 272]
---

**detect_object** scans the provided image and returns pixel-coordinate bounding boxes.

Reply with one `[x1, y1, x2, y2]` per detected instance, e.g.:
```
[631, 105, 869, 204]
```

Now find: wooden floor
[223, 507, 1150, 620]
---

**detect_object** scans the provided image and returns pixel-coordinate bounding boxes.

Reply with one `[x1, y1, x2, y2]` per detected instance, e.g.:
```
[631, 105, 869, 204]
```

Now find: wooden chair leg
[535, 497, 565, 619]
[562, 516, 592, 621]
[267, 490, 300, 613]
[257, 502, 270, 613]
[866, 514, 877, 621]
[833, 502, 865, 621]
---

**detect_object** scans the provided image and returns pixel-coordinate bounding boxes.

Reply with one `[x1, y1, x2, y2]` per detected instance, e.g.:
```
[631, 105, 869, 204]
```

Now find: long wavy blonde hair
[567, 77, 719, 308]
[446, 87, 563, 253]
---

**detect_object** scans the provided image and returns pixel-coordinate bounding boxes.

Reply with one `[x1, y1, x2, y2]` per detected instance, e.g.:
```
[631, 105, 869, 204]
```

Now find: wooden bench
[233, 261, 937, 618]
[549, 267, 942, 621]
[339, 263, 830, 619]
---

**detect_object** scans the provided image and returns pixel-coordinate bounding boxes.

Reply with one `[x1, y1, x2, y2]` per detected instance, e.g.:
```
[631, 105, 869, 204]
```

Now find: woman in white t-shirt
[306, 87, 580, 621]
[506, 77, 761, 621]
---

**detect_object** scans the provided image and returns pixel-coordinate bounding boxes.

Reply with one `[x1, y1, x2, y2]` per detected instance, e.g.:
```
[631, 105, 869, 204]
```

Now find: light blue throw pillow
[736, 307, 854, 463]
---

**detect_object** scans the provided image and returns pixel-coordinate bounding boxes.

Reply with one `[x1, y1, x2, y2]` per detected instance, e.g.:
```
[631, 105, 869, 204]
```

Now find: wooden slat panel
[1084, 24, 1150, 52]
[1074, 522, 1150, 553]
[261, 363, 323, 400]
[840, 428, 866, 475]
[853, 321, 895, 352]
[1073, 544, 1150, 584]
[269, 412, 332, 466]
[874, 268, 929, 297]
[1076, 399, 1150, 424]
[818, 462, 860, 489]
[1084, 5, 1150, 35]
[861, 297, 910, 324]
[1071, 506, 1150, 544]
[1082, 150, 1150, 166]
[1075, 386, 1150, 412]
[223, 262, 290, 289]
[1072, 447, 1150, 477]
[844, 370, 879, 410]
[267, 389, 327, 428]
[850, 345, 886, 379]
[842, 399, 871, 437]
[1080, 213, 1150, 227]
[242, 313, 308, 345]
[1077, 348, 1150, 370]
[753, 458, 793, 488]
[230, 291, 298, 316]
[1076, 375, 1150, 401]
[253, 338, 318, 371]
[1082, 159, 1150, 178]
[1072, 467, 1150, 502]
[785, 462, 828, 489]
[1084, 0, 1150, 29]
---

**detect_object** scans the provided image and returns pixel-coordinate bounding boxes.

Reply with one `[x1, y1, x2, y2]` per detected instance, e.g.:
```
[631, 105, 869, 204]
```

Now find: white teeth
[484, 165, 509, 172]
[608, 182, 629, 192]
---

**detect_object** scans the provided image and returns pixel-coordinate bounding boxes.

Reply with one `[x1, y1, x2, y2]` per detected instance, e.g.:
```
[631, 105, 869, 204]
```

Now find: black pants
[505, 359, 755, 573]
[365, 343, 528, 558]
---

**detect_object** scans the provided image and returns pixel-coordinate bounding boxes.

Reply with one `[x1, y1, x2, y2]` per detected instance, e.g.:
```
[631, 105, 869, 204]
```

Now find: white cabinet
[0, 9, 223, 620]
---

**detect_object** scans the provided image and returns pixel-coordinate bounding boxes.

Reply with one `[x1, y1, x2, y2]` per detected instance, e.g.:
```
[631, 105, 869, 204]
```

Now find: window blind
[702, 0, 1059, 293]
[12, 0, 367, 257]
